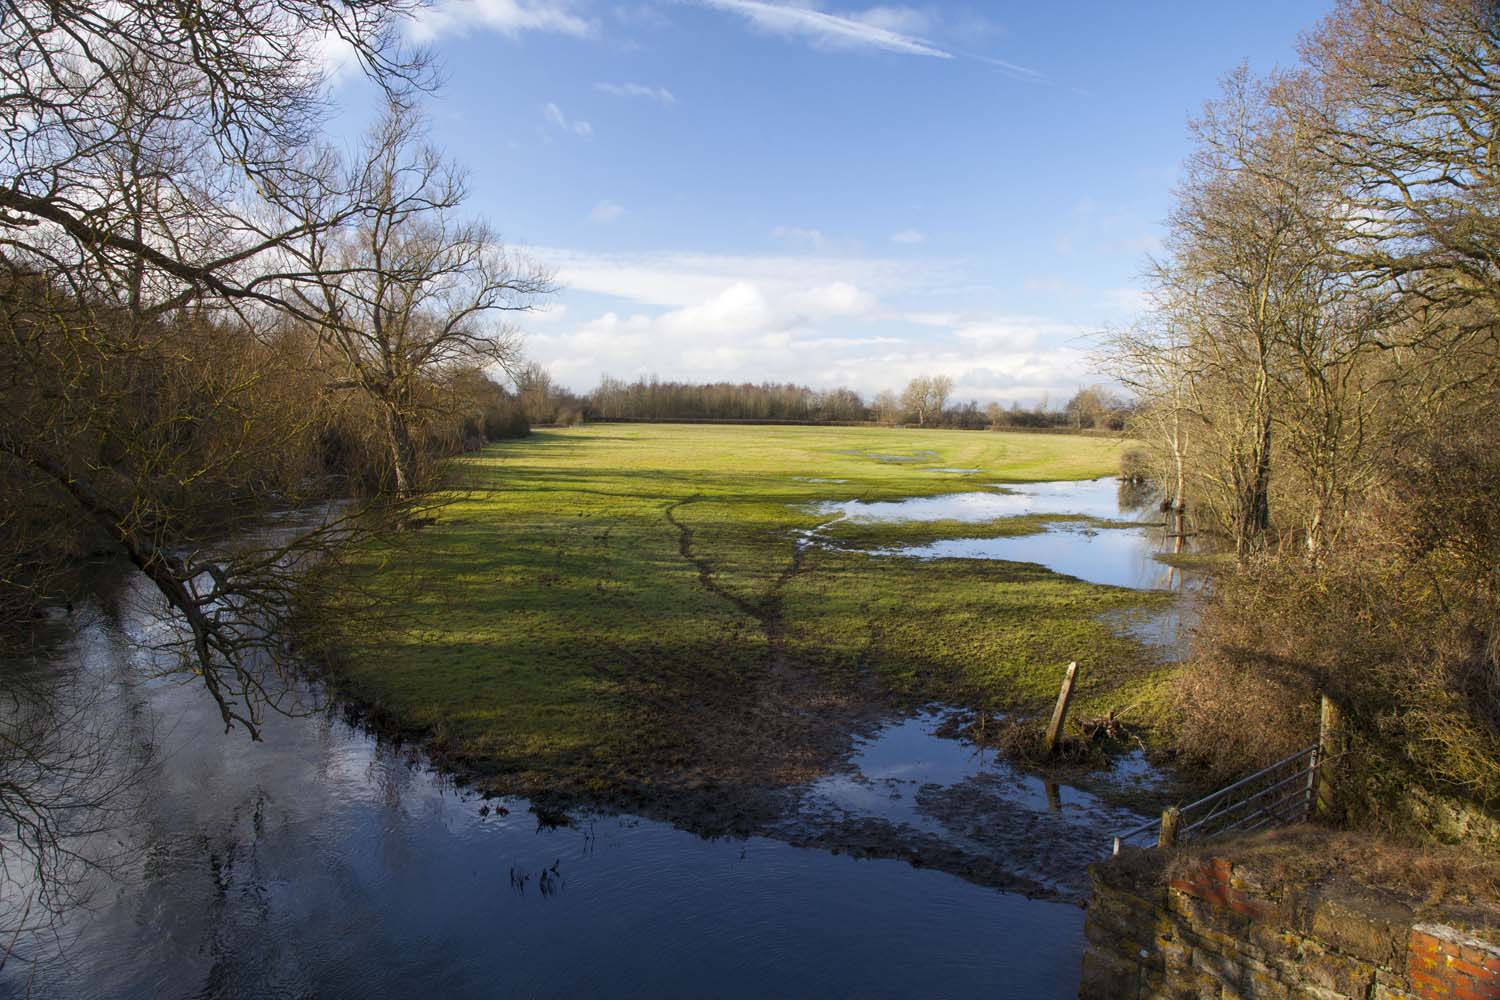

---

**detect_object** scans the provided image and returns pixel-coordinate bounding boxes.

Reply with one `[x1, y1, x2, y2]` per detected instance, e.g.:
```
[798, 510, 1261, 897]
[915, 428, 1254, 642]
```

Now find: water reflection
[887, 523, 1191, 591]
[813, 477, 1146, 523]
[2, 577, 1090, 999]
[779, 712, 1157, 899]
[810, 478, 1207, 658]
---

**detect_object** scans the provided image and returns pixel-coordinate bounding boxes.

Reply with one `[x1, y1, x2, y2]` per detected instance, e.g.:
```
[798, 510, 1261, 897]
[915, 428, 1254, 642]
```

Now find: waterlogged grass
[327, 424, 1172, 797]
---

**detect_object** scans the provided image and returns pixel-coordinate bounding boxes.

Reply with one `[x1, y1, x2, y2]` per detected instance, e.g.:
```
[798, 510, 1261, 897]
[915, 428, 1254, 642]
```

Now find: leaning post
[1158, 806, 1181, 848]
[1044, 661, 1079, 755]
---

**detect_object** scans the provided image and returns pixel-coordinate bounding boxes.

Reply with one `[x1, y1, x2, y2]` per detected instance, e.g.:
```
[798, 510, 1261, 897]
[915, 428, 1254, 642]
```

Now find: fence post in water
[1158, 806, 1181, 848]
[1315, 694, 1343, 819]
[1043, 661, 1079, 755]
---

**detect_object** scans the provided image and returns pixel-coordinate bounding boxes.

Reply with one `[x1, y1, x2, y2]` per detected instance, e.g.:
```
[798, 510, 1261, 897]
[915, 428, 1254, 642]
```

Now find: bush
[1172, 424, 1500, 845]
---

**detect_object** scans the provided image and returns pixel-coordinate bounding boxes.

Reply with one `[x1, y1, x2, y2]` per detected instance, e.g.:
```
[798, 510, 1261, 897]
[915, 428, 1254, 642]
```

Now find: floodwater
[812, 477, 1139, 524]
[812, 477, 1205, 656]
[776, 712, 1162, 900]
[889, 524, 1184, 590]
[1, 587, 1110, 999]
[0, 476, 1198, 998]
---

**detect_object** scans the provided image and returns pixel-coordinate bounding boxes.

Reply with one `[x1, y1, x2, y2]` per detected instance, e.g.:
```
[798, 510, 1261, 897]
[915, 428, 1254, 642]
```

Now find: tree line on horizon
[526, 373, 1132, 431]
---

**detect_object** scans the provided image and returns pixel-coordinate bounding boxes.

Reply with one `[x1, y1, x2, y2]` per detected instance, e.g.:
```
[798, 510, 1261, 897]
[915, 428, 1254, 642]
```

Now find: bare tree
[929, 375, 954, 423]
[0, 0, 430, 919]
[282, 108, 554, 500]
[900, 374, 952, 426]
[1150, 67, 1360, 557]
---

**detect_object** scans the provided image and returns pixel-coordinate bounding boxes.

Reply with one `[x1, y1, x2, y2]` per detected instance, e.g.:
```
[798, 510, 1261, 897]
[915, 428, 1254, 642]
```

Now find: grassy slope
[329, 424, 1172, 795]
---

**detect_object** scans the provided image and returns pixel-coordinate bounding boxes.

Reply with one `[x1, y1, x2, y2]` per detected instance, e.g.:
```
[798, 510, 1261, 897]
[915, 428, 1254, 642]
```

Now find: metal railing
[1111, 744, 1321, 854]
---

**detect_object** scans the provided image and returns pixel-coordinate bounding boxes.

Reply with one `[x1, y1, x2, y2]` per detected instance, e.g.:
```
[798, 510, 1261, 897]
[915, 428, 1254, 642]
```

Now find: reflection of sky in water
[6, 583, 1089, 999]
[889, 524, 1187, 591]
[808, 477, 1207, 652]
[813, 477, 1141, 523]
[790, 713, 1158, 897]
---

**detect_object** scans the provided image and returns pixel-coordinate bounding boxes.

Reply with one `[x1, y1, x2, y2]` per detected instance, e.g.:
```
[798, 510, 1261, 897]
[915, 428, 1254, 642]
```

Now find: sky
[331, 0, 1334, 406]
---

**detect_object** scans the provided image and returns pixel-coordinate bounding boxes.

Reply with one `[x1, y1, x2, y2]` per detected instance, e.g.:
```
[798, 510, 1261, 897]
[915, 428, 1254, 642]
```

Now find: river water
[0, 477, 1195, 998]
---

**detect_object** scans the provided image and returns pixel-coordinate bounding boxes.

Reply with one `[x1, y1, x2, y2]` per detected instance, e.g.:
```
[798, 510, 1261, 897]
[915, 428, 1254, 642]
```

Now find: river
[0, 478, 1195, 998]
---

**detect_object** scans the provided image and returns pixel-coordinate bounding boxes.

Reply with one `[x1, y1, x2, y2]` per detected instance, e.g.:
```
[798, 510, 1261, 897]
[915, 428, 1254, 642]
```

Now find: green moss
[326, 424, 1171, 795]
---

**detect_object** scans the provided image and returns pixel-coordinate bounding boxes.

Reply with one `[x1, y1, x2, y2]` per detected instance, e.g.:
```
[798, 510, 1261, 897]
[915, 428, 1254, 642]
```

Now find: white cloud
[849, 6, 934, 37]
[544, 102, 593, 137]
[788, 281, 877, 318]
[594, 82, 677, 104]
[891, 228, 926, 245]
[772, 225, 825, 247]
[514, 246, 1093, 404]
[409, 0, 595, 43]
[698, 0, 953, 58]
[589, 199, 626, 223]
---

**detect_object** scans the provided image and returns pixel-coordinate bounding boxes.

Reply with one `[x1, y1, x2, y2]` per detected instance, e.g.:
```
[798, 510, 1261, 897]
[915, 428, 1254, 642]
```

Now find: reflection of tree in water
[0, 606, 160, 971]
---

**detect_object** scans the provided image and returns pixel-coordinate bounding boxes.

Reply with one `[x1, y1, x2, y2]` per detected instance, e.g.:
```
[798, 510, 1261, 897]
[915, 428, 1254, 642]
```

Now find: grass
[323, 424, 1176, 801]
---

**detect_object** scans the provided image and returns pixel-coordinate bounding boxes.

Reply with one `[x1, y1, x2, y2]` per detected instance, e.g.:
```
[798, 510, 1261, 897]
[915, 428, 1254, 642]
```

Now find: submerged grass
[324, 424, 1172, 799]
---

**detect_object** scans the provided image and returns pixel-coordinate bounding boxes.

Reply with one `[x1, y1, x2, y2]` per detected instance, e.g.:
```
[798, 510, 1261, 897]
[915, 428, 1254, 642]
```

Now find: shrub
[1172, 424, 1500, 845]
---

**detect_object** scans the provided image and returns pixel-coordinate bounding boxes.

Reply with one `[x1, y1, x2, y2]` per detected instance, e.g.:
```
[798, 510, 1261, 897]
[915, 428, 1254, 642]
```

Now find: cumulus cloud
[544, 102, 593, 137]
[513, 247, 1093, 404]
[594, 82, 677, 103]
[409, 0, 595, 43]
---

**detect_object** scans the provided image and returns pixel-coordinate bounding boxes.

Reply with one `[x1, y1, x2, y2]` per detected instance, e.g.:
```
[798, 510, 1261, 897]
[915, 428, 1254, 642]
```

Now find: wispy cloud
[544, 102, 593, 137]
[589, 199, 626, 223]
[891, 228, 926, 245]
[409, 0, 595, 43]
[698, 0, 953, 59]
[594, 81, 677, 104]
[695, 1, 1042, 79]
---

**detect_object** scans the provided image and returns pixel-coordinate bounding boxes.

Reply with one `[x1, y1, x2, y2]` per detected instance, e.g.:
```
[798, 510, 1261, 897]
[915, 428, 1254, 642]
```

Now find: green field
[326, 423, 1173, 805]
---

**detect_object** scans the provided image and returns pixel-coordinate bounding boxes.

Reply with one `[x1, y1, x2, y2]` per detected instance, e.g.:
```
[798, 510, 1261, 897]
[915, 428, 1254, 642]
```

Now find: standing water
[2, 578, 1090, 999]
[2, 477, 1197, 998]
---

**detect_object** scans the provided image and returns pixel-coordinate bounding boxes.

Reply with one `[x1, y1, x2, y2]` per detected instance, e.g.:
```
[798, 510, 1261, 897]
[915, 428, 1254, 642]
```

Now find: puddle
[776, 711, 1160, 899]
[812, 477, 1146, 523]
[801, 477, 1209, 656]
[1101, 600, 1202, 660]
[791, 477, 849, 484]
[926, 467, 981, 474]
[883, 522, 1194, 591]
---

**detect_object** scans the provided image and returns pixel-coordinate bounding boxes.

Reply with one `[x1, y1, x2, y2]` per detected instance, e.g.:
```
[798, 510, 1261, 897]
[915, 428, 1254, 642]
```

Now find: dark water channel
[1, 477, 1197, 998]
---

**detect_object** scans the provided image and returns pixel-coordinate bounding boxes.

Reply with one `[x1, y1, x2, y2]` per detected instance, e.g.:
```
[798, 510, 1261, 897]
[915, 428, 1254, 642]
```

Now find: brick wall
[1082, 846, 1500, 999]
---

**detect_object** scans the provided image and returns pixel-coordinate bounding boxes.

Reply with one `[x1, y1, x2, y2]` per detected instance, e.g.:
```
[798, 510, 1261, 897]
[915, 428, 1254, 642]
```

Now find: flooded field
[2, 458, 1202, 998]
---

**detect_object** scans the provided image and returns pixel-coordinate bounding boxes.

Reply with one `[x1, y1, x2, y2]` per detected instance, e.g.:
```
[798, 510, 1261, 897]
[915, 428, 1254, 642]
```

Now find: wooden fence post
[1044, 661, 1079, 755]
[1315, 694, 1342, 819]
[1158, 806, 1181, 848]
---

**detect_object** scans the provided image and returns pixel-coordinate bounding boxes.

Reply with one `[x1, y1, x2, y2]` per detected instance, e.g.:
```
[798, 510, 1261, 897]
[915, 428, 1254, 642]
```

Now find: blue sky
[332, 1, 1332, 405]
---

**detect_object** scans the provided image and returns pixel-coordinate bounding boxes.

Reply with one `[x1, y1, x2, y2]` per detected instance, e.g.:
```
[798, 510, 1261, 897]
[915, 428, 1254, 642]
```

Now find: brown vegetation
[1118, 0, 1500, 849]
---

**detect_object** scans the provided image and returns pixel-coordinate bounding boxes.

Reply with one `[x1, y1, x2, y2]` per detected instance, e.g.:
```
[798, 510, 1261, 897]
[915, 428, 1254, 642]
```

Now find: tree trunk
[1234, 404, 1273, 560]
[382, 403, 417, 501]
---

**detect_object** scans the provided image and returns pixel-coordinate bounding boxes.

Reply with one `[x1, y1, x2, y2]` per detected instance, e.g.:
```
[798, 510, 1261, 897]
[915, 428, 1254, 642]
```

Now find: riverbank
[316, 425, 1182, 823]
